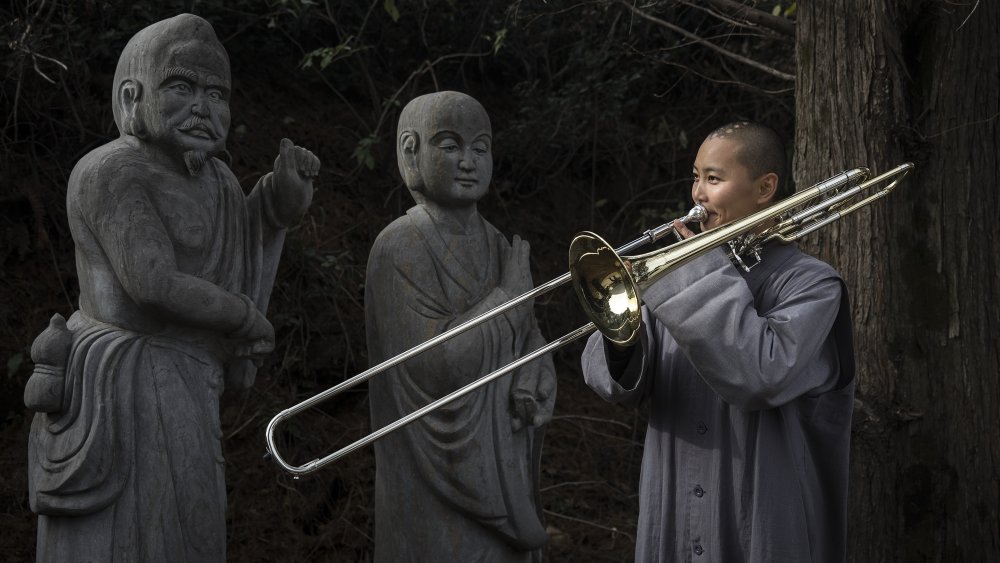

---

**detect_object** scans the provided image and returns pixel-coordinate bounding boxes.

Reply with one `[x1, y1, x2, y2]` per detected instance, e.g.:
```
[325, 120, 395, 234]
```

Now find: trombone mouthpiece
[642, 204, 709, 244]
[684, 204, 707, 224]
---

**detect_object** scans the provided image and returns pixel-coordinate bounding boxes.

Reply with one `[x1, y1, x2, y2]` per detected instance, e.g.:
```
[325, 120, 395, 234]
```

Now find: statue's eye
[207, 88, 225, 101]
[166, 81, 192, 94]
[472, 144, 489, 156]
[440, 143, 459, 152]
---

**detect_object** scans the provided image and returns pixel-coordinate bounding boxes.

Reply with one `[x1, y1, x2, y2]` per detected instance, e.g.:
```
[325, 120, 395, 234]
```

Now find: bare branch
[695, 0, 796, 37]
[543, 509, 637, 542]
[616, 0, 795, 82]
[956, 0, 981, 32]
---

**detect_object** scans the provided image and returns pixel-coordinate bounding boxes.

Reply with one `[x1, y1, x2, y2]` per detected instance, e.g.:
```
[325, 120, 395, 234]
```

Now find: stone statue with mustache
[23, 14, 319, 562]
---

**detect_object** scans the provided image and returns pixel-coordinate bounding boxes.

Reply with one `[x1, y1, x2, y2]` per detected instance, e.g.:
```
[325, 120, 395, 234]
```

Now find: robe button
[696, 422, 707, 434]
[694, 544, 704, 556]
[694, 485, 704, 497]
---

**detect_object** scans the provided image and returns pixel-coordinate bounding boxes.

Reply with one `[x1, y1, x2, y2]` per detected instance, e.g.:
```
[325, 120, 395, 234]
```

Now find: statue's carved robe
[366, 205, 551, 563]
[28, 142, 285, 562]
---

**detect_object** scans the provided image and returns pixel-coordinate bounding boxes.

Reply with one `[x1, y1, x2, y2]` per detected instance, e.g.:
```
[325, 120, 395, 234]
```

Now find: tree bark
[795, 1, 999, 560]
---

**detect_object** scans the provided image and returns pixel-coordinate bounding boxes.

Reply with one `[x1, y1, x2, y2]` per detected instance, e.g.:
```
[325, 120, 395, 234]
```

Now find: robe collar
[738, 241, 800, 292]
[405, 205, 497, 300]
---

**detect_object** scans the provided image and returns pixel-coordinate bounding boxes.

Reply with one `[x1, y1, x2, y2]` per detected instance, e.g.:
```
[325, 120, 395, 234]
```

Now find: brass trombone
[265, 204, 709, 475]
[265, 162, 912, 475]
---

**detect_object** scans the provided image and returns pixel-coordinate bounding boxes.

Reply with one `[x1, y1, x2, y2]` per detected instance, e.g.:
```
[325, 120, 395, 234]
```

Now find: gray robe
[366, 205, 552, 563]
[583, 242, 854, 563]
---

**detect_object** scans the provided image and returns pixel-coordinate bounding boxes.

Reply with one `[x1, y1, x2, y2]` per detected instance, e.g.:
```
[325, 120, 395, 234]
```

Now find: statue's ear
[118, 79, 145, 137]
[398, 130, 422, 189]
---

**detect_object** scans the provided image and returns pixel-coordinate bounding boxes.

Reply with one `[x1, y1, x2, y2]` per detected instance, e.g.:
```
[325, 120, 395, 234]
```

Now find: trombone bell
[569, 232, 643, 347]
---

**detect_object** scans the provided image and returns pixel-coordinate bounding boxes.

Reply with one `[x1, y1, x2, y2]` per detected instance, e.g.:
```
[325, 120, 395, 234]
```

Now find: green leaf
[492, 29, 508, 55]
[7, 352, 23, 379]
[384, 0, 401, 22]
[772, 3, 782, 17]
[301, 43, 354, 70]
[352, 135, 378, 170]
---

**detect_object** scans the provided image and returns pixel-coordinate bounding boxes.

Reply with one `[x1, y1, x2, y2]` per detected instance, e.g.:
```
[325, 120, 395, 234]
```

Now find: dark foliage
[0, 1, 794, 560]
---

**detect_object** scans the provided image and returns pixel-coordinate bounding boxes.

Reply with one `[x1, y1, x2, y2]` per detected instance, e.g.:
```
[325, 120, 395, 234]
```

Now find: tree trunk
[795, 1, 999, 560]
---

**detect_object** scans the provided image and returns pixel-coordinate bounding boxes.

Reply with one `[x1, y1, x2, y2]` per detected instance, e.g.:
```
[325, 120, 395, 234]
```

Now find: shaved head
[396, 91, 492, 204]
[706, 121, 789, 199]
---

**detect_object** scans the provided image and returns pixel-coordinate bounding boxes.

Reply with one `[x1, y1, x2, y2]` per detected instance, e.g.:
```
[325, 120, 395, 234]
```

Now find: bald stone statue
[23, 14, 319, 562]
[365, 91, 556, 562]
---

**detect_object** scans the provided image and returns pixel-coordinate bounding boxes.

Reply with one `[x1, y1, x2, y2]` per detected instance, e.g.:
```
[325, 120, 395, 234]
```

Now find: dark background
[2, 1, 996, 561]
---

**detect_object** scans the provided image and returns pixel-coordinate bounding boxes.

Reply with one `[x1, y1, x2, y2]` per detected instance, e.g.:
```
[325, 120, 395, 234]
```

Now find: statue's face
[417, 100, 492, 207]
[142, 40, 230, 157]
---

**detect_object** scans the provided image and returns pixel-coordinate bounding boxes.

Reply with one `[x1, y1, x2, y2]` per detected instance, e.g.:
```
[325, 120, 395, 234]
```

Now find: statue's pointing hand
[271, 138, 321, 223]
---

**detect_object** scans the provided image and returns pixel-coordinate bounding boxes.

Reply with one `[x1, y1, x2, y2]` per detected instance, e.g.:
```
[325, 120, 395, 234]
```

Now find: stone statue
[365, 91, 556, 562]
[22, 14, 319, 562]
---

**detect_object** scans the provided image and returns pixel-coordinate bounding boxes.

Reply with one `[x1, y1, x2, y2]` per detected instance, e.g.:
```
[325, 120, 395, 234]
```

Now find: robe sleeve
[242, 170, 287, 311]
[641, 248, 843, 410]
[227, 166, 287, 389]
[511, 320, 557, 418]
[581, 307, 656, 409]
[365, 225, 517, 400]
[248, 171, 292, 233]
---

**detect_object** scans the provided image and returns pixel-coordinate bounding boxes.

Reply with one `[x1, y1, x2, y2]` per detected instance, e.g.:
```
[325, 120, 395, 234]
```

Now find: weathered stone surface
[24, 13, 319, 562]
[366, 91, 556, 563]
